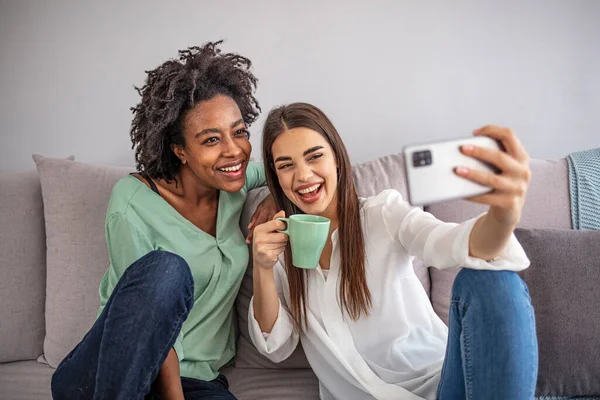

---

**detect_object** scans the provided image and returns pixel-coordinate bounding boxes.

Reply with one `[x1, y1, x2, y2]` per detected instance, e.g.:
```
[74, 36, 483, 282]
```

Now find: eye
[276, 163, 293, 170]
[203, 137, 219, 145]
[308, 153, 323, 161]
[235, 129, 250, 139]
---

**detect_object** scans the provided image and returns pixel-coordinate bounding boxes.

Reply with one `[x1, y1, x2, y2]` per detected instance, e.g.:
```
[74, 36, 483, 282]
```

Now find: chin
[292, 198, 328, 216]
[215, 179, 245, 193]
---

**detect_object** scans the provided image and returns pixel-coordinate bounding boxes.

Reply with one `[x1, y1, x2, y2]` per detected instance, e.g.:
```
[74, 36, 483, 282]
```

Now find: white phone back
[403, 136, 502, 206]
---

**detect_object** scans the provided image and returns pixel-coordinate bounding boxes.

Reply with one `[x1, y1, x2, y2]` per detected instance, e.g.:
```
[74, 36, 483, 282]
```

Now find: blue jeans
[51, 250, 237, 400]
[437, 269, 538, 400]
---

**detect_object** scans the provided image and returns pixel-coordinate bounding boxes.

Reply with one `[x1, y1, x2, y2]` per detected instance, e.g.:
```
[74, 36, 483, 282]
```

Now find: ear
[171, 143, 187, 165]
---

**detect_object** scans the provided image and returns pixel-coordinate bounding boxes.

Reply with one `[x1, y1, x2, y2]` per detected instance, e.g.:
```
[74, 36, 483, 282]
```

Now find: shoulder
[360, 189, 405, 211]
[359, 189, 416, 239]
[246, 161, 263, 174]
[106, 175, 146, 216]
[242, 161, 266, 191]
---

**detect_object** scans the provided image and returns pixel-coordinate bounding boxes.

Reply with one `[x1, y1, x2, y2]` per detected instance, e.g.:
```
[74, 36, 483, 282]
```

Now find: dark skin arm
[156, 348, 185, 400]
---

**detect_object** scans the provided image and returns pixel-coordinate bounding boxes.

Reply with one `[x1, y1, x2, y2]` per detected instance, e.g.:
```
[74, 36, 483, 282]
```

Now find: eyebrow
[195, 118, 245, 137]
[274, 146, 324, 163]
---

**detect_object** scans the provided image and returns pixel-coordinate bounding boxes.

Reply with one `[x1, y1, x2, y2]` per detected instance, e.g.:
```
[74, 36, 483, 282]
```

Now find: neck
[176, 165, 219, 206]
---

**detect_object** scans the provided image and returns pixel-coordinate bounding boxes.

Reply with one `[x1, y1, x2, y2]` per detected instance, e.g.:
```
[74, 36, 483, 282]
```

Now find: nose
[222, 136, 242, 158]
[295, 162, 313, 182]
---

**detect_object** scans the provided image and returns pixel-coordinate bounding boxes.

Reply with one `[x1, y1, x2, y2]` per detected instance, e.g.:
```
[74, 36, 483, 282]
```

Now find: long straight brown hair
[262, 103, 371, 328]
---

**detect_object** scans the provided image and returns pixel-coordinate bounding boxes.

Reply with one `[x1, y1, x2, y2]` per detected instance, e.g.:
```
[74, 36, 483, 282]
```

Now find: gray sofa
[1, 152, 598, 399]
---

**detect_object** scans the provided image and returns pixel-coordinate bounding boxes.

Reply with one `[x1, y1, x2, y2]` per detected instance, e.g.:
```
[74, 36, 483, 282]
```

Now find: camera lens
[412, 150, 432, 167]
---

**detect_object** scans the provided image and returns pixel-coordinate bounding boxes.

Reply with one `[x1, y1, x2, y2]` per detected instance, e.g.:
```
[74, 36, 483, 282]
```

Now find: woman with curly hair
[51, 41, 275, 400]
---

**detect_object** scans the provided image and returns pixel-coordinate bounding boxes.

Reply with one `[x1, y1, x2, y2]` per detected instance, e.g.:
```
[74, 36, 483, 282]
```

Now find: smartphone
[403, 136, 503, 206]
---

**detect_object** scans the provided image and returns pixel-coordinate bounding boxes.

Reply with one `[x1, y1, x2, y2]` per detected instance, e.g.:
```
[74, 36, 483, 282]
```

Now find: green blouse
[98, 162, 266, 381]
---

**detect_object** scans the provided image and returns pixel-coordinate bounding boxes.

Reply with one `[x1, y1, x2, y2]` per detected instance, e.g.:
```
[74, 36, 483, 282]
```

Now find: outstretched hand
[456, 125, 531, 228]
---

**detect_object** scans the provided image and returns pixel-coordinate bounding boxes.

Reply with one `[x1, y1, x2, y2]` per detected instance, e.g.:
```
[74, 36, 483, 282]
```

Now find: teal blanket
[536, 396, 600, 400]
[567, 148, 600, 230]
[537, 398, 600, 400]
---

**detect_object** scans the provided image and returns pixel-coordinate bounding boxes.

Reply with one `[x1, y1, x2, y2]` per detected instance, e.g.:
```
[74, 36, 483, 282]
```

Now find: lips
[217, 163, 242, 173]
[295, 183, 323, 204]
[216, 160, 245, 180]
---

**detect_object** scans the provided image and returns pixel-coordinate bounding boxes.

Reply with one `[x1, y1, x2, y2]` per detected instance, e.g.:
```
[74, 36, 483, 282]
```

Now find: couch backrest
[0, 154, 574, 373]
[0, 170, 46, 363]
[33, 155, 132, 367]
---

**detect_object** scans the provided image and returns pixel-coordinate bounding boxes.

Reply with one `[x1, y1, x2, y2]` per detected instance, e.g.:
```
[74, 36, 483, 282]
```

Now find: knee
[134, 250, 194, 308]
[452, 268, 531, 314]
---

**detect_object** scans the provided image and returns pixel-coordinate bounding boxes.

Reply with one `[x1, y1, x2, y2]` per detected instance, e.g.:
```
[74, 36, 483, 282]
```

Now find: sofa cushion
[222, 365, 319, 400]
[0, 171, 46, 363]
[234, 153, 431, 369]
[0, 360, 54, 400]
[427, 159, 571, 324]
[0, 362, 319, 400]
[515, 228, 600, 397]
[33, 155, 131, 367]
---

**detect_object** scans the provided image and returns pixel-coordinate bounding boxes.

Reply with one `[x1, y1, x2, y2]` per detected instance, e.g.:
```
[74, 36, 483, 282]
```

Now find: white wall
[1, 0, 599, 172]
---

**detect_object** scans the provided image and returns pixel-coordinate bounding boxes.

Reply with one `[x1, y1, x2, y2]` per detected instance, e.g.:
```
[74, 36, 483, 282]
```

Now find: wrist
[254, 265, 275, 281]
[488, 207, 519, 231]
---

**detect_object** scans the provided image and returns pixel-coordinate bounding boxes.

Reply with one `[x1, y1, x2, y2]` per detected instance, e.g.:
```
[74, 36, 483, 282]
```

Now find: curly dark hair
[129, 41, 260, 181]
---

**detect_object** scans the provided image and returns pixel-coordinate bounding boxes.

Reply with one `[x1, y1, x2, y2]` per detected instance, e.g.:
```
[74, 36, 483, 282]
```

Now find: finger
[466, 193, 521, 209]
[460, 144, 523, 175]
[267, 232, 289, 244]
[254, 233, 288, 246]
[272, 210, 286, 220]
[257, 217, 288, 233]
[473, 126, 529, 163]
[254, 210, 269, 225]
[455, 166, 516, 191]
[246, 231, 254, 244]
[248, 211, 259, 229]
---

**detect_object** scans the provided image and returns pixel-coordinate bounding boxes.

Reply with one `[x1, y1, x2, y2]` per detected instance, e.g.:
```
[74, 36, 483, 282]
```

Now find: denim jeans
[437, 268, 539, 400]
[51, 250, 237, 400]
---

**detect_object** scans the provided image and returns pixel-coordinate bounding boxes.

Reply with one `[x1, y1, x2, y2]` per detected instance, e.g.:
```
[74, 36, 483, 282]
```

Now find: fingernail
[461, 145, 474, 152]
[473, 129, 481, 135]
[456, 167, 469, 175]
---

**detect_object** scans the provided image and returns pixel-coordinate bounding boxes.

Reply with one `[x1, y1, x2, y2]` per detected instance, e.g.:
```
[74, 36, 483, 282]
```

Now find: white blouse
[248, 190, 529, 400]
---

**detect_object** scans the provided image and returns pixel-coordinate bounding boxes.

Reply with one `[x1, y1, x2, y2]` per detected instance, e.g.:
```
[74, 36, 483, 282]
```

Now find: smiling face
[172, 94, 252, 192]
[271, 127, 339, 219]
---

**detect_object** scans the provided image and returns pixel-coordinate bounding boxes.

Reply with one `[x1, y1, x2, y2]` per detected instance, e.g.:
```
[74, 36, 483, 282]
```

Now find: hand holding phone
[403, 126, 531, 229]
[403, 135, 503, 206]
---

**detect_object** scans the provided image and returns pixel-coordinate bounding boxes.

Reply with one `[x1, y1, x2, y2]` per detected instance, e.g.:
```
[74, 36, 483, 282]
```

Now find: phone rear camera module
[412, 150, 432, 167]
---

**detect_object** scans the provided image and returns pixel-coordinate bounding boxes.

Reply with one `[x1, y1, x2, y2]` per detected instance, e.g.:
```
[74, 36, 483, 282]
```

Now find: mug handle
[277, 217, 290, 235]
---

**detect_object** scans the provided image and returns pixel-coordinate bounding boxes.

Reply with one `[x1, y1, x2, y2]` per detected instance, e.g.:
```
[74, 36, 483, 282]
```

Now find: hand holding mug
[252, 210, 289, 270]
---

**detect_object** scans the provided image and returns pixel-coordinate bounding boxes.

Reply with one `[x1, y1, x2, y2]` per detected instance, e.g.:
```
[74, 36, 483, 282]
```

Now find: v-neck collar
[129, 175, 223, 241]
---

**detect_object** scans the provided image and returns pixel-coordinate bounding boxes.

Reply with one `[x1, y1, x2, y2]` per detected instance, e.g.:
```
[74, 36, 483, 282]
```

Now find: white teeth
[218, 163, 242, 172]
[298, 184, 321, 195]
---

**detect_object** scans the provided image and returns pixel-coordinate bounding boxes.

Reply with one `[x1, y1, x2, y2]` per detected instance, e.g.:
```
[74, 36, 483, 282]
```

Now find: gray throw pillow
[33, 155, 131, 367]
[515, 228, 600, 397]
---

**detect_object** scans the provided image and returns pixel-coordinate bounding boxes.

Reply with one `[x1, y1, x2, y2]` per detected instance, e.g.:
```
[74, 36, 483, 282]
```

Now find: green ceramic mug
[277, 214, 331, 269]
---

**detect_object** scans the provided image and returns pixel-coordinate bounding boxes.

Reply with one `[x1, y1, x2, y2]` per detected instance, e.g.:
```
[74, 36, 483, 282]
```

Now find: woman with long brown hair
[249, 103, 538, 400]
